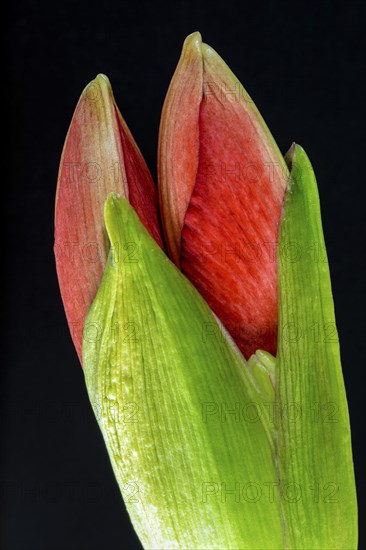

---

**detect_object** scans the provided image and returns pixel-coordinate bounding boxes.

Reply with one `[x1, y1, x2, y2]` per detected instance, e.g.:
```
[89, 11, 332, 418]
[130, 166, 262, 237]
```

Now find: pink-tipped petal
[55, 74, 162, 363]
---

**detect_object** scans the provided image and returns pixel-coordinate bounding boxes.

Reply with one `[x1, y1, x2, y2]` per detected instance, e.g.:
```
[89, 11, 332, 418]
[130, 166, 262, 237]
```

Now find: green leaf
[83, 194, 283, 550]
[276, 144, 358, 549]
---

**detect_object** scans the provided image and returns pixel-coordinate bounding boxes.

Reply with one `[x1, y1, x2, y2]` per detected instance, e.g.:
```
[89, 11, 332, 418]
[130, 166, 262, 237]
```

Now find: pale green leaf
[83, 194, 283, 550]
[276, 144, 357, 549]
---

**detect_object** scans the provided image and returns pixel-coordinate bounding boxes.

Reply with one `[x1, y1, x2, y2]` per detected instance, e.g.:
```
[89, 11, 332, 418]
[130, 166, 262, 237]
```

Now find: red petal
[160, 35, 289, 358]
[55, 75, 162, 364]
[158, 33, 203, 265]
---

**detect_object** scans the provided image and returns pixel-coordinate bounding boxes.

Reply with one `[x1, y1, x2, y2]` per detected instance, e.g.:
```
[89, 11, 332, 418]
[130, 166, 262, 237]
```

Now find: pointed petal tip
[80, 73, 113, 103]
[184, 32, 216, 60]
[95, 72, 111, 83]
[182, 31, 202, 58]
[87, 73, 112, 90]
[184, 31, 202, 45]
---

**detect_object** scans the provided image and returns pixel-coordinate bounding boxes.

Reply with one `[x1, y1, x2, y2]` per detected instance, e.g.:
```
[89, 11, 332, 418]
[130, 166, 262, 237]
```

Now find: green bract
[275, 144, 357, 549]
[82, 145, 357, 549]
[83, 193, 282, 549]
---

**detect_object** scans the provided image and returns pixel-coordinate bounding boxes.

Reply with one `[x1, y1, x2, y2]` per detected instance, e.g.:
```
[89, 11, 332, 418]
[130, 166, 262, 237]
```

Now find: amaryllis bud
[158, 32, 289, 358]
[54, 74, 162, 362]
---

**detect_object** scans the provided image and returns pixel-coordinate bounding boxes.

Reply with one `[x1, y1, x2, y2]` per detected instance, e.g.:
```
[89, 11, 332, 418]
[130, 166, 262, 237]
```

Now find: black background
[3, 1, 365, 549]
